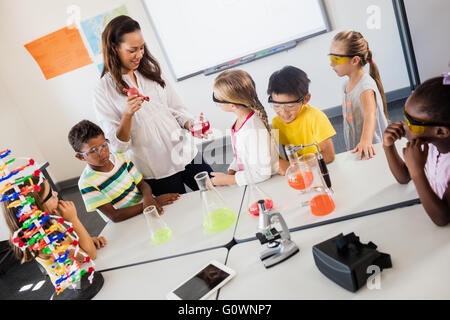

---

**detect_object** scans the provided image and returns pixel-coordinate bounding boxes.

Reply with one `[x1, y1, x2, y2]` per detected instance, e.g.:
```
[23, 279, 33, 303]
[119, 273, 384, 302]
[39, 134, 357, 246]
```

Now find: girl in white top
[94, 16, 212, 195]
[210, 70, 278, 186]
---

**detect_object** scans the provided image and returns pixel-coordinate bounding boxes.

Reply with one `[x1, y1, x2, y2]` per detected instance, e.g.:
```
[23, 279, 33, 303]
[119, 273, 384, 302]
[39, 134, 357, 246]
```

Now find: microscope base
[260, 241, 299, 268]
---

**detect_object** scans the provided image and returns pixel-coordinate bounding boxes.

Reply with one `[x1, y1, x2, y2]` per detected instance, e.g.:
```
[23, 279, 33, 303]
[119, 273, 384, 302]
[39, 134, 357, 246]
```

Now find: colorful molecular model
[0, 149, 96, 295]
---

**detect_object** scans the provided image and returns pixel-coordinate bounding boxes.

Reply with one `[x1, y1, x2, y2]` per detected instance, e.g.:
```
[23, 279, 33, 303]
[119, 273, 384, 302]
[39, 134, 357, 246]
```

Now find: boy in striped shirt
[68, 120, 179, 222]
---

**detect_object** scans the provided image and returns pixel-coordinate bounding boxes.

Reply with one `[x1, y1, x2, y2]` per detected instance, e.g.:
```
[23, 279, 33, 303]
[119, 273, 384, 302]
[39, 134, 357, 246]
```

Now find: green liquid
[204, 207, 236, 232]
[151, 227, 172, 244]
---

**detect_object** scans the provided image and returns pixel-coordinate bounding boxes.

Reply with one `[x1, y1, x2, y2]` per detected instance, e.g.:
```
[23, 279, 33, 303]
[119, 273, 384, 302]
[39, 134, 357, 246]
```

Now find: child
[383, 76, 450, 226]
[267, 66, 336, 175]
[1, 176, 101, 287]
[330, 30, 389, 160]
[210, 69, 278, 186]
[68, 120, 180, 223]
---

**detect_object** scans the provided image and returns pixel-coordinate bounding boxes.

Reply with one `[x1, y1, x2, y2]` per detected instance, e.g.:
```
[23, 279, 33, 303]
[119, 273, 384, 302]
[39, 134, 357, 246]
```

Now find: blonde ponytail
[333, 31, 389, 121]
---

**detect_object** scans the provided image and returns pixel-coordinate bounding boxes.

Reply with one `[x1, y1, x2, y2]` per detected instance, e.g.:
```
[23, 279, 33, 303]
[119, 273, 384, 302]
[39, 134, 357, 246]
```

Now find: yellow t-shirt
[272, 104, 336, 157]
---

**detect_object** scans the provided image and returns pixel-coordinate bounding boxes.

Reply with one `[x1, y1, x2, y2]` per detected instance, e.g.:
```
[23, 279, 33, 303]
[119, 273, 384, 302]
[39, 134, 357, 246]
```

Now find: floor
[0, 98, 406, 300]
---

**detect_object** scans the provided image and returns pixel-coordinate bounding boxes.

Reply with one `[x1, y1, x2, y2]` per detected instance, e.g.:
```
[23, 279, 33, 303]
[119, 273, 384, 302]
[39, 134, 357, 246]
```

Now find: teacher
[93, 15, 212, 196]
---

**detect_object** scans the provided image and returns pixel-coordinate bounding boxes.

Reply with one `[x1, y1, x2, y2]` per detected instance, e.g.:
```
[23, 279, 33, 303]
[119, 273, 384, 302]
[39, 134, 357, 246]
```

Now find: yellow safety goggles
[404, 109, 449, 134]
[328, 53, 363, 66]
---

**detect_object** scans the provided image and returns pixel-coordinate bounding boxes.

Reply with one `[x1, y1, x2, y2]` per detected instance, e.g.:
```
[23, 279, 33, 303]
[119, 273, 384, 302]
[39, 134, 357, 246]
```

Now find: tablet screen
[173, 264, 230, 300]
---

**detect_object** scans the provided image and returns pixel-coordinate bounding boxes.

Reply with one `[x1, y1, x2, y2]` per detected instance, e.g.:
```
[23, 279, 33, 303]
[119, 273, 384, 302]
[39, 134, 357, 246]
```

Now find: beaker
[309, 186, 335, 216]
[194, 171, 236, 232]
[285, 149, 315, 194]
[189, 112, 211, 138]
[143, 205, 172, 244]
[246, 183, 274, 216]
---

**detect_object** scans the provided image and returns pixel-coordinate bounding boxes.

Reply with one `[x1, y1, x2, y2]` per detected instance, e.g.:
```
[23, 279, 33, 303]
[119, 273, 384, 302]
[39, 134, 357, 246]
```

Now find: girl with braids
[94, 15, 213, 196]
[210, 69, 278, 186]
[329, 30, 389, 160]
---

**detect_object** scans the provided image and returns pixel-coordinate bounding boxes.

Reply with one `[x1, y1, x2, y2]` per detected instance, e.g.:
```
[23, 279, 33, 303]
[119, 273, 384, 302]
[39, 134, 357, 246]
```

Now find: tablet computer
[167, 260, 236, 300]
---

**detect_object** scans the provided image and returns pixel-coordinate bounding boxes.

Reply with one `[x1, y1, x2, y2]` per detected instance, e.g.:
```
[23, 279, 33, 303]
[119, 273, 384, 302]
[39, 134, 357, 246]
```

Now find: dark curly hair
[68, 120, 104, 152]
[410, 76, 450, 124]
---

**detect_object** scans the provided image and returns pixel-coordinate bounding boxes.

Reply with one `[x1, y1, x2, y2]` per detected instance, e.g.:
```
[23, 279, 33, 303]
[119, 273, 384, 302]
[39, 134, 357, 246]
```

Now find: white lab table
[94, 184, 244, 271]
[94, 248, 228, 300]
[220, 204, 450, 299]
[235, 140, 419, 241]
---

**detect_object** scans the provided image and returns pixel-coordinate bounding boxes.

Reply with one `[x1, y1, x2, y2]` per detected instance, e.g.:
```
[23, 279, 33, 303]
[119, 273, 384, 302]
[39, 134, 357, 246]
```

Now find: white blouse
[93, 71, 198, 180]
[228, 113, 279, 186]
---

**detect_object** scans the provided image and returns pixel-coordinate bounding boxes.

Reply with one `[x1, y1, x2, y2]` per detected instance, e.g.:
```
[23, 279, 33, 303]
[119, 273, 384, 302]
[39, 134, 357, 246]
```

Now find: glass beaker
[246, 183, 274, 216]
[143, 205, 172, 244]
[190, 112, 211, 138]
[309, 186, 335, 216]
[194, 171, 236, 232]
[285, 149, 315, 194]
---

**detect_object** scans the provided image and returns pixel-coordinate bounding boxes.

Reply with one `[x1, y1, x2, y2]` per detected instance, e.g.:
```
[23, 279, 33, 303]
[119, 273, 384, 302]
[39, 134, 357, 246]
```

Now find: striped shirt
[78, 152, 143, 213]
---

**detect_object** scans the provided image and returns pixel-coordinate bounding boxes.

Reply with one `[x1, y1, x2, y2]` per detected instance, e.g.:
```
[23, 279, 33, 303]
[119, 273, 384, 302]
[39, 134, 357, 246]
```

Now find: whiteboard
[142, 0, 330, 80]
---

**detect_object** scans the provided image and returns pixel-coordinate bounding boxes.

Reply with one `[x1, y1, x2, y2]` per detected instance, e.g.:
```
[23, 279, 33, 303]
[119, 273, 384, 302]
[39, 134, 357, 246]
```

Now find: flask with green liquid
[143, 205, 172, 244]
[194, 171, 236, 232]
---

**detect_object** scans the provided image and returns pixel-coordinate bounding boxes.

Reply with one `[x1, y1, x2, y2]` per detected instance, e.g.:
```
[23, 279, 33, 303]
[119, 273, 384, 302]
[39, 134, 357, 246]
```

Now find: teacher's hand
[124, 94, 144, 117]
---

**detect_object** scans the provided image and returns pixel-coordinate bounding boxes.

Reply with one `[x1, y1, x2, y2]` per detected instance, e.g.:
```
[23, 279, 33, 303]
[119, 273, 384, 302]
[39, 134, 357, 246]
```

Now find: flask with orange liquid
[285, 145, 335, 216]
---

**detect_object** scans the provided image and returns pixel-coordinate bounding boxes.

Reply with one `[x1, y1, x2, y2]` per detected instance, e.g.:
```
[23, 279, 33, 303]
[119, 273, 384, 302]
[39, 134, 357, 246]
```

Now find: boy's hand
[383, 121, 405, 147]
[403, 139, 429, 178]
[351, 140, 376, 160]
[143, 195, 164, 214]
[155, 193, 180, 207]
[92, 236, 107, 248]
[56, 200, 78, 222]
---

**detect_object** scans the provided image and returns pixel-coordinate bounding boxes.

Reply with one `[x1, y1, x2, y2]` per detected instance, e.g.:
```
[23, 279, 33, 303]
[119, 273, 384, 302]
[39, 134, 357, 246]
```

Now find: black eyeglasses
[268, 95, 304, 104]
[42, 185, 54, 203]
[212, 93, 248, 108]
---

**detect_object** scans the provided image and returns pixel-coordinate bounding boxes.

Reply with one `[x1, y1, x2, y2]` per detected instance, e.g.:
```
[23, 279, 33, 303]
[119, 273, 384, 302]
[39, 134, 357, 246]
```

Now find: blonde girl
[330, 30, 389, 160]
[210, 69, 278, 186]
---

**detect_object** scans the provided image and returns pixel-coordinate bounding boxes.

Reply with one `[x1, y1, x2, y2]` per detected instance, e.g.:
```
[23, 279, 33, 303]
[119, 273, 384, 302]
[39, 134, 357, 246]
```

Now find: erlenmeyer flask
[246, 183, 274, 216]
[194, 171, 236, 232]
[285, 145, 313, 194]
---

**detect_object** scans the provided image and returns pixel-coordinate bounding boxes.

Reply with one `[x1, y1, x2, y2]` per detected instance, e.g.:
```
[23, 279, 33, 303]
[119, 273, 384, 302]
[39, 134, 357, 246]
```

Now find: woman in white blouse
[94, 15, 212, 196]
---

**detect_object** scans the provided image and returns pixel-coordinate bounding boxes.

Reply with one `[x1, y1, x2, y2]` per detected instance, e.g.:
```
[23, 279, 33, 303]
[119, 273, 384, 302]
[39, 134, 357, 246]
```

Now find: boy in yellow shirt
[268, 66, 336, 175]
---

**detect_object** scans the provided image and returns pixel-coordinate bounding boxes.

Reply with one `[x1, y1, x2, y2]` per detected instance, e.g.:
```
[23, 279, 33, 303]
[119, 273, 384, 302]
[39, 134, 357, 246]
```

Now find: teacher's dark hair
[101, 15, 165, 95]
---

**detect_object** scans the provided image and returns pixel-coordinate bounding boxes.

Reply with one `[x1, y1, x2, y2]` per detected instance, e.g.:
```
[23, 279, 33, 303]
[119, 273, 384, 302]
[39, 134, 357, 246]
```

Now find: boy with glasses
[267, 66, 336, 174]
[68, 120, 179, 223]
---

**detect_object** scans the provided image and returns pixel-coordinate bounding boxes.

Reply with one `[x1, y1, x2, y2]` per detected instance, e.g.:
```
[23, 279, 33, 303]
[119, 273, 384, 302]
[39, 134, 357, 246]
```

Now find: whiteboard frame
[142, 0, 331, 81]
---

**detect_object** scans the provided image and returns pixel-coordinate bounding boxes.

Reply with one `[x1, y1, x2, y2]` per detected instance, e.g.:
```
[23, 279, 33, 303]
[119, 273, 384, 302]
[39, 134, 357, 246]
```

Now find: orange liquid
[310, 194, 335, 216]
[248, 199, 273, 216]
[288, 171, 314, 190]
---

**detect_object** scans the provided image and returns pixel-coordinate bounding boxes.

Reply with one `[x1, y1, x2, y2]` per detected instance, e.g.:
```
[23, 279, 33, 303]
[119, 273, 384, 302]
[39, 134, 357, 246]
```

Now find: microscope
[255, 200, 299, 268]
[285, 142, 332, 189]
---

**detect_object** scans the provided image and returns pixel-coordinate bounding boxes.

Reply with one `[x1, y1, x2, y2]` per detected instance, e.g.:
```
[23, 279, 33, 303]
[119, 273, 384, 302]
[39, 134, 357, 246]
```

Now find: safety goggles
[212, 93, 248, 108]
[328, 53, 360, 66]
[268, 95, 304, 111]
[77, 139, 110, 158]
[404, 109, 449, 134]
[42, 184, 54, 203]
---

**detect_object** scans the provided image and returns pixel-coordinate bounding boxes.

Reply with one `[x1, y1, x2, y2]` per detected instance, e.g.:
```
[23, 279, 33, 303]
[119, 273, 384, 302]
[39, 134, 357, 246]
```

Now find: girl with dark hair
[94, 15, 212, 196]
[383, 75, 450, 226]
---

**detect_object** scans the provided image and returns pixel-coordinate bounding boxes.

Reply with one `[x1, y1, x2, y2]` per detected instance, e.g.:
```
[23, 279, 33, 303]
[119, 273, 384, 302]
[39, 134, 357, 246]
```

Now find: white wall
[0, 0, 410, 183]
[403, 0, 450, 82]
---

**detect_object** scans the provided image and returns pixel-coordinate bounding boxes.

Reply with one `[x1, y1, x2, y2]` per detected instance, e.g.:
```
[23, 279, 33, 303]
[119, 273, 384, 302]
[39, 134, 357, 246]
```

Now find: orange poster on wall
[24, 25, 92, 80]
